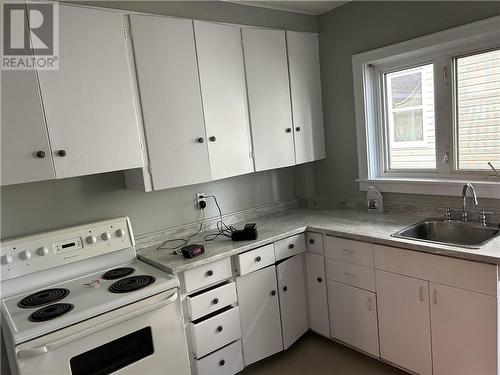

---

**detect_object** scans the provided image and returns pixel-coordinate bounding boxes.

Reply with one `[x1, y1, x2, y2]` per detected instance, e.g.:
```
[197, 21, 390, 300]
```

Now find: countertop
[137, 208, 500, 274]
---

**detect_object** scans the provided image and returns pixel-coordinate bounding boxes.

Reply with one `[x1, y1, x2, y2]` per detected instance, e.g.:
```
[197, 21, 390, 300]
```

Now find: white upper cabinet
[194, 21, 254, 180]
[37, 5, 143, 179]
[287, 31, 326, 164]
[242, 28, 295, 171]
[1, 70, 54, 186]
[129, 15, 211, 190]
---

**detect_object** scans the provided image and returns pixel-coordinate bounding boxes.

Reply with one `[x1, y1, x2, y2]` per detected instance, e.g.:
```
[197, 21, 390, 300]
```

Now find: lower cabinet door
[376, 270, 432, 375]
[328, 281, 379, 357]
[430, 283, 497, 375]
[277, 254, 309, 349]
[305, 253, 330, 337]
[236, 266, 283, 366]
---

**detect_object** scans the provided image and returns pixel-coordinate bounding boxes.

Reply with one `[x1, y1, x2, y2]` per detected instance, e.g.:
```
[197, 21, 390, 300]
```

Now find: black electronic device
[231, 223, 258, 241]
[181, 244, 205, 259]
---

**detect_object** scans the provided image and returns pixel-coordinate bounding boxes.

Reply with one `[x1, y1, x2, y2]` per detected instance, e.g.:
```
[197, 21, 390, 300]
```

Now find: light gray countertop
[137, 208, 500, 274]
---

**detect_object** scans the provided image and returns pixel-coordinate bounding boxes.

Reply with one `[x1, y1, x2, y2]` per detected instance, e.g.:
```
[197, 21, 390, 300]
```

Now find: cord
[156, 208, 205, 254]
[203, 195, 235, 242]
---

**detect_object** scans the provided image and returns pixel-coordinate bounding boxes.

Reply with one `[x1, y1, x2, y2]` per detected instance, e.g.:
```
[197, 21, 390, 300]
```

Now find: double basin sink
[392, 218, 499, 249]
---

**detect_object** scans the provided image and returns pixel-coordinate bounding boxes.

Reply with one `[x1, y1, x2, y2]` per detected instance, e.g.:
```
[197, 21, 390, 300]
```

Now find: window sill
[358, 177, 500, 199]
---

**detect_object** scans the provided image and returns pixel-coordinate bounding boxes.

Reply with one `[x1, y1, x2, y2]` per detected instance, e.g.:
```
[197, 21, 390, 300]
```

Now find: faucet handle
[478, 210, 494, 226]
[438, 208, 452, 221]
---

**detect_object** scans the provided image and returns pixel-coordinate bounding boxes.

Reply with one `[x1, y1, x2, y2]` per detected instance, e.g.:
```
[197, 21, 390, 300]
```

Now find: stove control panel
[0, 217, 134, 281]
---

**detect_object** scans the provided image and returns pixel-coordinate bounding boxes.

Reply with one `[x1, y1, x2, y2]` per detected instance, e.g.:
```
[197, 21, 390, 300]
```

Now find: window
[353, 15, 500, 198]
[456, 49, 500, 171]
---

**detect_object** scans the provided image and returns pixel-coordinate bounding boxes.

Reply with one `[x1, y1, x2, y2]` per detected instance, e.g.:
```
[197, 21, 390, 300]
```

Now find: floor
[240, 332, 406, 375]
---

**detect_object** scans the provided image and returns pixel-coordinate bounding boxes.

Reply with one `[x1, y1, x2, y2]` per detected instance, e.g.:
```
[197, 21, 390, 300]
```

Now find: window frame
[352, 15, 500, 198]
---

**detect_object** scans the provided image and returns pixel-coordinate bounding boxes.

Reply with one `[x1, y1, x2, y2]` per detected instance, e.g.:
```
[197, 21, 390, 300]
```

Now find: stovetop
[1, 259, 179, 345]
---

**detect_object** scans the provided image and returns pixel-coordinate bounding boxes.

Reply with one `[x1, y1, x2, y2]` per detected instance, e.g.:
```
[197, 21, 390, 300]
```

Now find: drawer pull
[419, 286, 424, 302]
[367, 297, 372, 311]
[344, 272, 356, 278]
[283, 286, 288, 292]
[219, 360, 225, 366]
[255, 256, 262, 262]
[212, 298, 219, 305]
[206, 270, 214, 277]
[433, 289, 438, 305]
[317, 277, 323, 283]
[342, 249, 355, 254]
[270, 290, 276, 296]
[288, 244, 295, 249]
[216, 325, 223, 333]
[309, 239, 315, 244]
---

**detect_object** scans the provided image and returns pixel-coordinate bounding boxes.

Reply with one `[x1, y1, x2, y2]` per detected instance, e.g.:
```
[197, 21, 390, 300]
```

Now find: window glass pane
[385, 64, 436, 170]
[456, 49, 500, 170]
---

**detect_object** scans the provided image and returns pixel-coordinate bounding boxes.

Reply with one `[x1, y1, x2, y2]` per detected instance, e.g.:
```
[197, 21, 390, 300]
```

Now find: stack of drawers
[182, 258, 244, 375]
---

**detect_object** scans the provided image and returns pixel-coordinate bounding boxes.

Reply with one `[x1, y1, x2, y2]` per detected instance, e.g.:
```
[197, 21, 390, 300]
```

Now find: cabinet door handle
[283, 286, 288, 292]
[295, 126, 301, 132]
[419, 286, 424, 302]
[216, 325, 223, 333]
[367, 297, 372, 311]
[209, 136, 216, 142]
[197, 137, 204, 143]
[219, 360, 225, 366]
[285, 128, 292, 133]
[433, 289, 438, 305]
[288, 244, 295, 249]
[35, 151, 46, 159]
[212, 298, 219, 305]
[270, 290, 276, 296]
[341, 248, 354, 254]
[309, 238, 315, 244]
[206, 270, 214, 277]
[316, 277, 322, 283]
[57, 150, 66, 157]
[255, 256, 262, 262]
[344, 272, 355, 278]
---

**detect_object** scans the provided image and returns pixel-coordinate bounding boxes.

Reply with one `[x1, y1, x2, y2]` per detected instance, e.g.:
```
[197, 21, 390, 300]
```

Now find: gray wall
[0, 1, 316, 240]
[316, 1, 500, 205]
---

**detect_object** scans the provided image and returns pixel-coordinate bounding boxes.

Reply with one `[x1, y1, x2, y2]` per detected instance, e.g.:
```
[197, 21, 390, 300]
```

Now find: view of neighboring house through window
[456, 49, 500, 171]
[384, 64, 436, 170]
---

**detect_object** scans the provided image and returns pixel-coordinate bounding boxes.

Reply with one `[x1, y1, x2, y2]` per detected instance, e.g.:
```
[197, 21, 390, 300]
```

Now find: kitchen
[1, 1, 500, 374]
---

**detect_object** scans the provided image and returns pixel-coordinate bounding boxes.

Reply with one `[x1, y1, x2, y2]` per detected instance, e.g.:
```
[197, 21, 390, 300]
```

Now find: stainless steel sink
[392, 218, 500, 249]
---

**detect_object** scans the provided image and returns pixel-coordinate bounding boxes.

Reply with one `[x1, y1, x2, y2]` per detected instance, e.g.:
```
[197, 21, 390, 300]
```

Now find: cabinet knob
[206, 270, 214, 277]
[197, 137, 204, 143]
[212, 298, 219, 305]
[288, 244, 295, 249]
[270, 290, 276, 296]
[255, 256, 262, 262]
[35, 151, 46, 159]
[295, 126, 301, 132]
[209, 136, 216, 142]
[317, 277, 322, 283]
[57, 150, 67, 157]
[283, 286, 288, 292]
[216, 325, 223, 333]
[219, 360, 225, 367]
[309, 239, 315, 244]
[285, 128, 292, 133]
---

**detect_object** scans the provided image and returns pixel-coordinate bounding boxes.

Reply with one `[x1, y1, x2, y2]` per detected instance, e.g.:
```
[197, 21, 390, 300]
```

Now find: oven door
[14, 290, 190, 375]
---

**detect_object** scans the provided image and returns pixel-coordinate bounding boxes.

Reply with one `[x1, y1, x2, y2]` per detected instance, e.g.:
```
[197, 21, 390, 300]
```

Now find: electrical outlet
[196, 193, 206, 209]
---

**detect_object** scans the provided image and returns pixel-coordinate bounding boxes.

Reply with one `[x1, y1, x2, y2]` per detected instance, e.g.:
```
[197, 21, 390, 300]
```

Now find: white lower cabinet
[376, 270, 432, 375]
[277, 254, 309, 349]
[430, 283, 497, 375]
[236, 266, 283, 366]
[329, 281, 379, 357]
[305, 253, 330, 337]
[195, 340, 244, 375]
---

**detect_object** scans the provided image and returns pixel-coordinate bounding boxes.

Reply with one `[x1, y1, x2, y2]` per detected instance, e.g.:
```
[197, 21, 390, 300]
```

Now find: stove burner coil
[18, 288, 70, 308]
[29, 303, 74, 322]
[102, 267, 135, 280]
[109, 275, 156, 294]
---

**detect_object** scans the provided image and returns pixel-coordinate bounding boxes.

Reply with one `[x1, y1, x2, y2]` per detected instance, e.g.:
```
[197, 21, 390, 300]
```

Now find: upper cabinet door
[242, 28, 295, 171]
[37, 5, 143, 179]
[287, 31, 326, 164]
[194, 21, 254, 180]
[129, 15, 211, 190]
[1, 70, 54, 186]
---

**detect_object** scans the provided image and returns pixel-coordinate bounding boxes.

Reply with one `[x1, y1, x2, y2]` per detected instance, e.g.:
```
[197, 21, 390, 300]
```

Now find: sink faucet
[461, 183, 478, 221]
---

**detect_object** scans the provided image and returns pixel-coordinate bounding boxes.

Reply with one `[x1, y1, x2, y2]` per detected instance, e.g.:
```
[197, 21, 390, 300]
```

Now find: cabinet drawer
[274, 233, 306, 261]
[183, 258, 232, 293]
[190, 307, 242, 358]
[234, 244, 275, 276]
[326, 259, 375, 291]
[306, 232, 324, 255]
[186, 282, 237, 321]
[325, 236, 374, 267]
[195, 340, 244, 375]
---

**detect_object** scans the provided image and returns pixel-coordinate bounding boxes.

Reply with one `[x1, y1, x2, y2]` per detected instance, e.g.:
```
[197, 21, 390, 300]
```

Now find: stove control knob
[37, 246, 49, 256]
[1, 254, 13, 265]
[101, 232, 111, 241]
[86, 235, 97, 245]
[115, 229, 124, 238]
[19, 250, 31, 261]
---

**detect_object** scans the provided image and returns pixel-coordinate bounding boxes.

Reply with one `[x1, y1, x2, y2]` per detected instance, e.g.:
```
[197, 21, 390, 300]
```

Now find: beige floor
[240, 332, 406, 375]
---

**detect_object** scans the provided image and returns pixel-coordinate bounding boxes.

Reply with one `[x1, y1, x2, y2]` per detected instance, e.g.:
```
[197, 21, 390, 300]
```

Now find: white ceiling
[226, 1, 349, 15]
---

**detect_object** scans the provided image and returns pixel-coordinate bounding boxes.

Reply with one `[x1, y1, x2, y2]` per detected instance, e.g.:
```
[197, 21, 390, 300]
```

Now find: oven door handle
[17, 291, 178, 359]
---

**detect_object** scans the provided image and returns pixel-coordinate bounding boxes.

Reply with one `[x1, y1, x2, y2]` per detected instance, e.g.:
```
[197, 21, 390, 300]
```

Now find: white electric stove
[1, 217, 191, 375]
